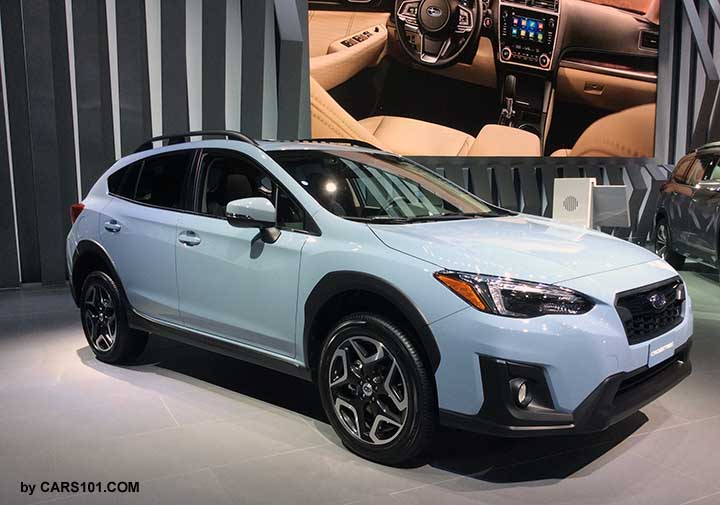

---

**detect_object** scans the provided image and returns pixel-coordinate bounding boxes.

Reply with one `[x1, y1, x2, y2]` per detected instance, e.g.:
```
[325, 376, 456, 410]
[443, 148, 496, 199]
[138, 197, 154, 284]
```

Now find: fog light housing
[510, 378, 532, 408]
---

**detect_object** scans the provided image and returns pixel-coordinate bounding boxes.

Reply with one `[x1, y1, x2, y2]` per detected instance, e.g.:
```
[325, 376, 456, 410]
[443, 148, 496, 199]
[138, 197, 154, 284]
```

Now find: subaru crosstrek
[67, 131, 692, 465]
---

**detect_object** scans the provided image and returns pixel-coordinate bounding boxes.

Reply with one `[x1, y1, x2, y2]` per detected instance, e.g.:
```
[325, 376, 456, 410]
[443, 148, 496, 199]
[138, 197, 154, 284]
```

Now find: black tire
[318, 313, 436, 466]
[655, 218, 685, 270]
[80, 271, 148, 364]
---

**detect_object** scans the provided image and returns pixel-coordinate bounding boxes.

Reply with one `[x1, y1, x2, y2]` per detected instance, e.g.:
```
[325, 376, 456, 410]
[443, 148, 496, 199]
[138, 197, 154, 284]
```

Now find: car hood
[369, 215, 660, 284]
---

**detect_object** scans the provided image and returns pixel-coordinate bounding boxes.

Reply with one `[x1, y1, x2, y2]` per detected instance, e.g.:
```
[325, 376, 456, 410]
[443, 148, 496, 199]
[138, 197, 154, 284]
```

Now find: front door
[175, 149, 310, 357]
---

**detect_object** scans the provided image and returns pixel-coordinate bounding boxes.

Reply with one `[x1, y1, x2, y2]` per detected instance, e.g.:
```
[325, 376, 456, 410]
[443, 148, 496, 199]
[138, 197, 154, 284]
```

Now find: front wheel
[318, 313, 436, 466]
[655, 219, 685, 270]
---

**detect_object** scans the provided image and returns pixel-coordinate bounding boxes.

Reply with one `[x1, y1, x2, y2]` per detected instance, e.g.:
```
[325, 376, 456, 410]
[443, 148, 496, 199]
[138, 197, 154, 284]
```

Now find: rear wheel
[80, 271, 148, 364]
[655, 218, 685, 270]
[318, 313, 436, 465]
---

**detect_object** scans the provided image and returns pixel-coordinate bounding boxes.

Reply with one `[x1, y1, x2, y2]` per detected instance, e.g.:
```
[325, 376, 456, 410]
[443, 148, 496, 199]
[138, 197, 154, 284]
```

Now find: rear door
[100, 150, 196, 323]
[691, 156, 720, 262]
[175, 149, 311, 357]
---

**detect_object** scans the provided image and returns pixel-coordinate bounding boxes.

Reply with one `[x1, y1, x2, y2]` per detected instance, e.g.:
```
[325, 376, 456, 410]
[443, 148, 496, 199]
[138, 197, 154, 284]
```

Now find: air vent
[639, 30, 659, 51]
[533, 0, 559, 11]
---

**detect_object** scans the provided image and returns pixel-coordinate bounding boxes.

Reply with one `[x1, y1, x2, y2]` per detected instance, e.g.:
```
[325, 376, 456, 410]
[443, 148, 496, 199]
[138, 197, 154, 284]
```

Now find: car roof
[256, 139, 385, 155]
[132, 130, 388, 158]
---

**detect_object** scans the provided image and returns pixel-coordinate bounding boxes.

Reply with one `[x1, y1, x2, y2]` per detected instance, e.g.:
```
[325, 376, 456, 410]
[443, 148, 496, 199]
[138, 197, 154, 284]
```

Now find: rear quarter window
[108, 151, 194, 210]
[107, 161, 142, 199]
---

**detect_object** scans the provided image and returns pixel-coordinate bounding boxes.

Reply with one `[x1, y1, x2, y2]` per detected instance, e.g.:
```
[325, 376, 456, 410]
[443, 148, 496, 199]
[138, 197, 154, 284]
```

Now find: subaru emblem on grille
[648, 293, 667, 310]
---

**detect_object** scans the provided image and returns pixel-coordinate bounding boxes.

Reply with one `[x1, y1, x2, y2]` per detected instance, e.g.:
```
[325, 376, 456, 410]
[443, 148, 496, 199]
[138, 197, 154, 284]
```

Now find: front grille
[615, 278, 685, 345]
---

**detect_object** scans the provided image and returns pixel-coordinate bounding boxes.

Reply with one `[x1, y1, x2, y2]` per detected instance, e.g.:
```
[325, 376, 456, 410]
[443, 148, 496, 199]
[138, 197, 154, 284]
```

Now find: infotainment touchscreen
[499, 5, 558, 69]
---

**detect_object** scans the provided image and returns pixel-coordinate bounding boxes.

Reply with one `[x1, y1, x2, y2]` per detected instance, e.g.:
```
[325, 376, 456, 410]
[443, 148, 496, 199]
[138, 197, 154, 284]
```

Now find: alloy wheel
[328, 336, 409, 445]
[83, 284, 118, 352]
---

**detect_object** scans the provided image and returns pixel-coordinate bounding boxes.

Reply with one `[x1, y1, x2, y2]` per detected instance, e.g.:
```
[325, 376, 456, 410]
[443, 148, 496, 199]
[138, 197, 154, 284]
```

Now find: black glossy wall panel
[161, 0, 189, 134]
[1, 0, 40, 282]
[0, 34, 20, 287]
[413, 157, 667, 245]
[116, 0, 152, 155]
[202, 0, 226, 131]
[73, 0, 116, 195]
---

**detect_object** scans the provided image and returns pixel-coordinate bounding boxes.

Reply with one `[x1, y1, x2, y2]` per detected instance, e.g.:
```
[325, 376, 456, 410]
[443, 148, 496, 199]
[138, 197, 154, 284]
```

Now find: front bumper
[429, 264, 694, 436]
[439, 339, 692, 436]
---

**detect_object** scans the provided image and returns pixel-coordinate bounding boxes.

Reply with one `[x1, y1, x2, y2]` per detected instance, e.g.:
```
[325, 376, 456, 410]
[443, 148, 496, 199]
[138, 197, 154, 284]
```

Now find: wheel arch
[303, 271, 441, 378]
[71, 240, 128, 308]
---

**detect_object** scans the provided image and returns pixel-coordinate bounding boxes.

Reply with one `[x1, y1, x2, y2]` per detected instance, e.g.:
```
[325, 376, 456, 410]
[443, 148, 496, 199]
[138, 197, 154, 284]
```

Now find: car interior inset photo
[308, 0, 659, 157]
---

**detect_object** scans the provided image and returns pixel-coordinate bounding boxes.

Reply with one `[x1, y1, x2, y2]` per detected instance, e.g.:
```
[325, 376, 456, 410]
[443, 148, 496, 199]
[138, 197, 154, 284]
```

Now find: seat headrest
[224, 174, 252, 202]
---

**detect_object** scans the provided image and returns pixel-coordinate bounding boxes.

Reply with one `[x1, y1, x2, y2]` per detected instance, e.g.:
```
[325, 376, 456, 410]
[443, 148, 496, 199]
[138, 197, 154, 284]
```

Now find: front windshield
[268, 149, 502, 222]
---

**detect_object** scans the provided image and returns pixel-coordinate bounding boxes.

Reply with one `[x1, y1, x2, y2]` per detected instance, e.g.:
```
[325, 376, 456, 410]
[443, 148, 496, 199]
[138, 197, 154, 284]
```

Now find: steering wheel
[395, 0, 481, 68]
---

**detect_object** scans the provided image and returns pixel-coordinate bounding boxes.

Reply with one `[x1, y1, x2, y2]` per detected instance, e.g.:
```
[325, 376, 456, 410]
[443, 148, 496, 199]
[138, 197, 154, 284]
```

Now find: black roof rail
[134, 130, 258, 153]
[294, 138, 382, 151]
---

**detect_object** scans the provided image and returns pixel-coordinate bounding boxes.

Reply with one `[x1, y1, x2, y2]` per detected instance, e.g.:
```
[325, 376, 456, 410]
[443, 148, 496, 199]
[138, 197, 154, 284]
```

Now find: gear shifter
[499, 75, 517, 126]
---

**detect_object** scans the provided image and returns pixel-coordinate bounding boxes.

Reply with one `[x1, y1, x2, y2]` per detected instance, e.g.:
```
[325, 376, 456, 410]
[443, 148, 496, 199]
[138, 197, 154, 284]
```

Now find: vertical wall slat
[275, 0, 308, 139]
[73, 0, 116, 195]
[242, 0, 277, 138]
[202, 0, 226, 130]
[225, 0, 242, 131]
[0, 8, 21, 287]
[116, 0, 152, 155]
[161, 0, 189, 134]
[186, 0, 202, 131]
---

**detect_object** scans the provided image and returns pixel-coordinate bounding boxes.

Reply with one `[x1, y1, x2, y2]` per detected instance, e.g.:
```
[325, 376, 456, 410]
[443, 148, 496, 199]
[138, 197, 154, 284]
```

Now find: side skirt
[127, 309, 312, 382]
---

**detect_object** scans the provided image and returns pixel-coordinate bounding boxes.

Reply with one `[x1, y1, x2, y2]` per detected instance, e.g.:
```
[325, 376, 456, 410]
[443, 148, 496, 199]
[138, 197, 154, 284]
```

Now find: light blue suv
[67, 131, 692, 465]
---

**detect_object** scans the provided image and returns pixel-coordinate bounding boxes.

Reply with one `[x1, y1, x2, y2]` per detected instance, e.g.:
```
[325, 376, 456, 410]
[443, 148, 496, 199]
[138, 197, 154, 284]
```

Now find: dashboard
[308, 0, 659, 110]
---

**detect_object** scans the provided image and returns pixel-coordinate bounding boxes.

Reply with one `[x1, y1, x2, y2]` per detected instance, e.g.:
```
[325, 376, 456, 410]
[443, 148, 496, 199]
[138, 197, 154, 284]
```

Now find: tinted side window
[134, 152, 194, 209]
[197, 152, 308, 231]
[702, 156, 720, 181]
[107, 161, 142, 199]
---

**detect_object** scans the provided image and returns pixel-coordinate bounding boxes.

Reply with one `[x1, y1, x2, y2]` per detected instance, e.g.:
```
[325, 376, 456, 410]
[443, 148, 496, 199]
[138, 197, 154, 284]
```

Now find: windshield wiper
[346, 216, 412, 224]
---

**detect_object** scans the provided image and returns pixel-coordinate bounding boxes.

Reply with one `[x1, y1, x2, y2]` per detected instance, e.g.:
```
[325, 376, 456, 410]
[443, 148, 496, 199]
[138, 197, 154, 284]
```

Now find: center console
[498, 0, 560, 70]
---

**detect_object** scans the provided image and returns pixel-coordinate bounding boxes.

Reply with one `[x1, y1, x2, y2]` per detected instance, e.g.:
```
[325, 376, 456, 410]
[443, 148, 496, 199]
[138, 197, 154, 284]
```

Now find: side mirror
[226, 197, 281, 243]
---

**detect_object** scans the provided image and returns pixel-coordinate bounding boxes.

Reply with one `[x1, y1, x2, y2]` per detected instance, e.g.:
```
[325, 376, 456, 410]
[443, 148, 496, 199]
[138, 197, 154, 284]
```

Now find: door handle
[178, 231, 202, 246]
[104, 220, 122, 233]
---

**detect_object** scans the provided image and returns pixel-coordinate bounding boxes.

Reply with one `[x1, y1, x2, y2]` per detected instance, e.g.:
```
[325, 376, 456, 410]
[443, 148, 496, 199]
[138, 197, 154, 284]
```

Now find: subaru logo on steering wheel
[426, 6, 443, 17]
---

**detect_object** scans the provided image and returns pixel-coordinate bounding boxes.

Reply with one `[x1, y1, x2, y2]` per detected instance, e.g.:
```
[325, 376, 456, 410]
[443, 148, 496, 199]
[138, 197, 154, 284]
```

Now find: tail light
[70, 203, 85, 224]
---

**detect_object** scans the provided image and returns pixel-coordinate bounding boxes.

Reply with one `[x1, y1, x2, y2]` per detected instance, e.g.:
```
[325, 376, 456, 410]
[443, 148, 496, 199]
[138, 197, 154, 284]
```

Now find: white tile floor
[0, 267, 719, 505]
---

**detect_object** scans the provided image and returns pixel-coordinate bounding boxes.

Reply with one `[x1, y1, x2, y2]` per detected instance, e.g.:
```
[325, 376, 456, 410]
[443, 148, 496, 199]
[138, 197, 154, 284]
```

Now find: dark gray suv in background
[655, 142, 720, 275]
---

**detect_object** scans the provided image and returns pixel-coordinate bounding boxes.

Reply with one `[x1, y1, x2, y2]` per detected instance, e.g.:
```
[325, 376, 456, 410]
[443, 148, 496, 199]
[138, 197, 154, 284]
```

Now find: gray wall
[0, 0, 310, 288]
[655, 0, 720, 164]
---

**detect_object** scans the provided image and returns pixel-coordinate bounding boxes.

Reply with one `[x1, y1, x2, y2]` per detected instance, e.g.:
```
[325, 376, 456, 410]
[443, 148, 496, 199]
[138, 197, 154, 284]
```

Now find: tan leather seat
[551, 104, 656, 157]
[358, 116, 475, 156]
[310, 76, 542, 157]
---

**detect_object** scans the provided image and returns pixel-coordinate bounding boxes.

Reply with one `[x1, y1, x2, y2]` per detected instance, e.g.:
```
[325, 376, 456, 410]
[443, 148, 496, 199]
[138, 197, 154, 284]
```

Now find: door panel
[667, 156, 702, 256]
[691, 157, 720, 262]
[100, 199, 181, 322]
[176, 215, 307, 357]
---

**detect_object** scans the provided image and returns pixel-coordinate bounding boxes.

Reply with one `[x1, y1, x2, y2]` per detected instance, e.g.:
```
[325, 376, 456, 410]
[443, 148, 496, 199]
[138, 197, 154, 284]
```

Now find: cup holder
[518, 123, 540, 137]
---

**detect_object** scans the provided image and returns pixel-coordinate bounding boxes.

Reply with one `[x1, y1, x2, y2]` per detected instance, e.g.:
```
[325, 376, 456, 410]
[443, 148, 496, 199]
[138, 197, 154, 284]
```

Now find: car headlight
[434, 271, 594, 318]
